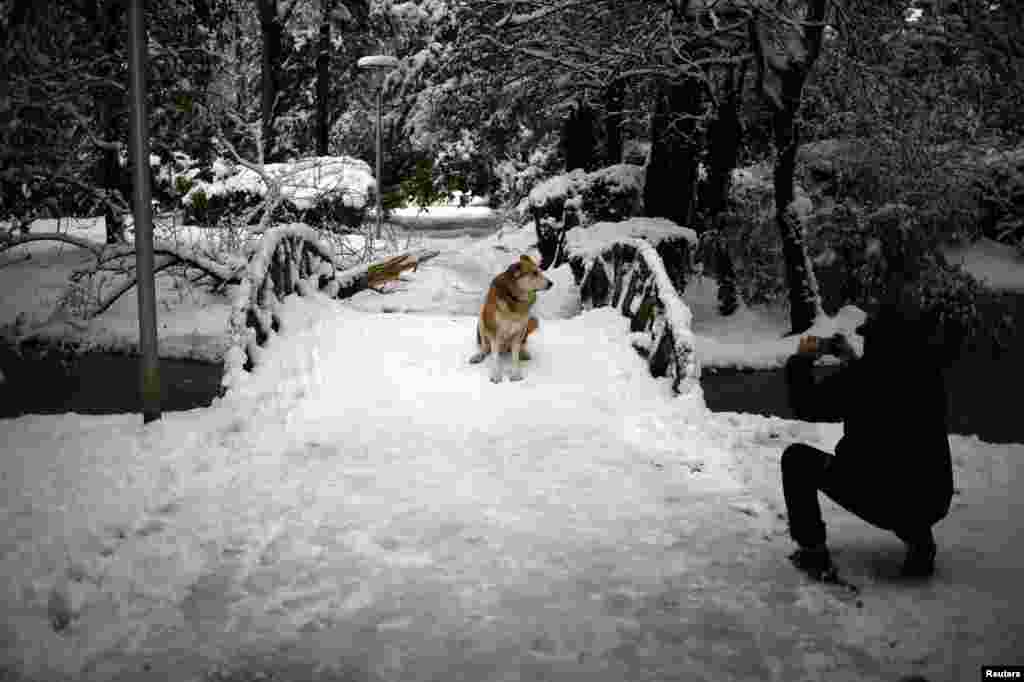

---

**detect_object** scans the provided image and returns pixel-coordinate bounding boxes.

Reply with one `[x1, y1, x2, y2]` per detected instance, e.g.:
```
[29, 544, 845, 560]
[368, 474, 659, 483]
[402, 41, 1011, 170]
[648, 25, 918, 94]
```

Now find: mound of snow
[566, 217, 698, 261]
[942, 238, 1024, 293]
[526, 164, 646, 217]
[183, 156, 375, 210]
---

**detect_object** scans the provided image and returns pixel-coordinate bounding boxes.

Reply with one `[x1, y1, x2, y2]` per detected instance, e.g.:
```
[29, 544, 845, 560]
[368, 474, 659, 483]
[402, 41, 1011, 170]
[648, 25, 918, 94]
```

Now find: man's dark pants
[781, 443, 934, 549]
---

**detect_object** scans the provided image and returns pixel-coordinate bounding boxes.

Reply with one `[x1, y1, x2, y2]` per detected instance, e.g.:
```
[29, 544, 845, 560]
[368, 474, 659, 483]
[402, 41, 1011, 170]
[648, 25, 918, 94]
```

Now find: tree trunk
[644, 78, 701, 228]
[773, 78, 822, 332]
[604, 79, 624, 165]
[751, 0, 827, 335]
[258, 0, 282, 162]
[316, 0, 332, 156]
[562, 101, 597, 172]
[702, 66, 744, 316]
[96, 0, 126, 245]
[702, 66, 742, 224]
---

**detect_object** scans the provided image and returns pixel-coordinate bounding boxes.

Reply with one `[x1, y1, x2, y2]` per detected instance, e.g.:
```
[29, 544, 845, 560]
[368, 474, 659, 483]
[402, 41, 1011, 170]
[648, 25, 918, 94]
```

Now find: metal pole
[127, 0, 161, 423]
[375, 83, 383, 241]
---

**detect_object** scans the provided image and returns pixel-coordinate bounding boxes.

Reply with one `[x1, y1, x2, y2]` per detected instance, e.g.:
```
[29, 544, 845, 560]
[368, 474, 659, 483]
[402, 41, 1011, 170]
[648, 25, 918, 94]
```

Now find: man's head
[856, 230, 929, 352]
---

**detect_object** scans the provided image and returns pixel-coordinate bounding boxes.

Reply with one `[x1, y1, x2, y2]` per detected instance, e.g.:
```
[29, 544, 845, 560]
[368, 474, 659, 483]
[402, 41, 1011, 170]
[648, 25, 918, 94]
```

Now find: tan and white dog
[469, 254, 553, 383]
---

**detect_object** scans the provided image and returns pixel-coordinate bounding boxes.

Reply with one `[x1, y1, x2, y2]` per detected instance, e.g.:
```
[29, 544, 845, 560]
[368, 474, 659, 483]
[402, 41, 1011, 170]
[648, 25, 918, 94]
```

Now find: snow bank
[941, 237, 1024, 293]
[183, 156, 375, 210]
[4, 288, 1021, 680]
[223, 224, 440, 393]
[224, 224, 339, 393]
[566, 217, 698, 261]
[568, 226, 702, 398]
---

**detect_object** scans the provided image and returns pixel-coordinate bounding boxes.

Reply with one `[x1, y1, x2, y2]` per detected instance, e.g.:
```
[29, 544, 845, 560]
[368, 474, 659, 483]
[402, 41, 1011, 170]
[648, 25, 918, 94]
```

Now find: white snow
[0, 215, 1022, 680]
[942, 237, 1024, 293]
[527, 168, 588, 210]
[356, 55, 400, 70]
[526, 164, 645, 219]
[183, 156, 375, 211]
[566, 217, 699, 262]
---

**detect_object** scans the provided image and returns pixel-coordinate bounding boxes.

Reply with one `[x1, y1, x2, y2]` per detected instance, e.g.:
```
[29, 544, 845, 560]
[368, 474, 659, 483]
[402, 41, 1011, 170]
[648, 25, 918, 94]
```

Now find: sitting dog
[469, 254, 553, 383]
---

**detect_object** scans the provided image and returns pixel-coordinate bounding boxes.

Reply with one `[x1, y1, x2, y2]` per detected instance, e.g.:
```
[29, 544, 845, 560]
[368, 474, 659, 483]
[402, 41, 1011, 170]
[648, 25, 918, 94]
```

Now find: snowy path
[2, 235, 1023, 682]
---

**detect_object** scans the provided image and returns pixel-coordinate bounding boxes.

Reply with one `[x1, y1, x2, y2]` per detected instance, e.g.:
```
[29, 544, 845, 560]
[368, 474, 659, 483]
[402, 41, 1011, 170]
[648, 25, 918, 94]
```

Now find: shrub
[975, 149, 1024, 251]
[525, 164, 645, 227]
[493, 138, 563, 209]
[180, 156, 372, 230]
[579, 165, 645, 222]
[174, 175, 194, 197]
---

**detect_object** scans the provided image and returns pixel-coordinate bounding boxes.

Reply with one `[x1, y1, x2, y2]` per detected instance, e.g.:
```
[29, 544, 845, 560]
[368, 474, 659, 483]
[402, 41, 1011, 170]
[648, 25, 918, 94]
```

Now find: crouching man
[781, 280, 954, 581]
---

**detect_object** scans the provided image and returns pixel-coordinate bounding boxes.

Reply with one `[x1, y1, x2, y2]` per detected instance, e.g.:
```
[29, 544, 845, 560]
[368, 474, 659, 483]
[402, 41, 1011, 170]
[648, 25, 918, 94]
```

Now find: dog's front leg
[489, 343, 503, 383]
[470, 323, 491, 364]
[508, 336, 524, 382]
[485, 333, 503, 383]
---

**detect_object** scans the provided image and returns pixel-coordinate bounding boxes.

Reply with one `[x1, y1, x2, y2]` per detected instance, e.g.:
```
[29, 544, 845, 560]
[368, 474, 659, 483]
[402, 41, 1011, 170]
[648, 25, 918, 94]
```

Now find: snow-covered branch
[1, 231, 246, 318]
[494, 0, 592, 29]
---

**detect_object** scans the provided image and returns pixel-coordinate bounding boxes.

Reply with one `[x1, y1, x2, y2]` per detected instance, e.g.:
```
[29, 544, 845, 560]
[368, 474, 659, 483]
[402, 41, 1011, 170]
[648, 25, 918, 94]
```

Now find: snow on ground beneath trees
[941, 237, 1024, 293]
[4, 216, 1023, 372]
[0, 289, 1022, 681]
[1, 215, 1024, 681]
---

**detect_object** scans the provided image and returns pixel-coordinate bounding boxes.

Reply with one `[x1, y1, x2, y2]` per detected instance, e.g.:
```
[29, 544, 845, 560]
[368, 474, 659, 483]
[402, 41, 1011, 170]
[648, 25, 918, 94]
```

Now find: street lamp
[357, 55, 399, 242]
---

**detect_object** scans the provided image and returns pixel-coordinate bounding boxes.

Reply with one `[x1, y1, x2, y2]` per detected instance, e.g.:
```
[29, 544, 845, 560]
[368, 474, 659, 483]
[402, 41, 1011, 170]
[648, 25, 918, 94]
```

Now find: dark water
[703, 361, 1022, 444]
[704, 292, 1024, 444]
[0, 349, 224, 419]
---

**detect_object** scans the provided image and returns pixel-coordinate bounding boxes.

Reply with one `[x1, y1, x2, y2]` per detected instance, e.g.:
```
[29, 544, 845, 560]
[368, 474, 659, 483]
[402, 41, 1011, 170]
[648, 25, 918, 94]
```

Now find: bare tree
[750, 0, 828, 333]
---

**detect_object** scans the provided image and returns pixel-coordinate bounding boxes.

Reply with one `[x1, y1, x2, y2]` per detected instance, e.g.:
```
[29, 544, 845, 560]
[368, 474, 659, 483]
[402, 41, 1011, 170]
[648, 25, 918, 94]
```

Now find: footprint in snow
[729, 502, 761, 517]
[135, 519, 167, 538]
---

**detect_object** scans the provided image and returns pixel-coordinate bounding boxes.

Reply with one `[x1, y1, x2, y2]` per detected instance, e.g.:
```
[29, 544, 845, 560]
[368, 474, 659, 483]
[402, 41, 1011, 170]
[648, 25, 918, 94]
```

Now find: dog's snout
[545, 278, 554, 290]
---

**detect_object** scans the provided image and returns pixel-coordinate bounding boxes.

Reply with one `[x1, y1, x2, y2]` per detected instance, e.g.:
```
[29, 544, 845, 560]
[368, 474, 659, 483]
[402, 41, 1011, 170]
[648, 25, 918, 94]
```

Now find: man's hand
[829, 332, 858, 363]
[797, 334, 857, 362]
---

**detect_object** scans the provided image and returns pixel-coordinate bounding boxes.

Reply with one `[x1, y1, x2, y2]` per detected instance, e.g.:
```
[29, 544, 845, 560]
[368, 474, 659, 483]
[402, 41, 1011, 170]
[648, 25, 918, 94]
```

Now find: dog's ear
[493, 270, 519, 299]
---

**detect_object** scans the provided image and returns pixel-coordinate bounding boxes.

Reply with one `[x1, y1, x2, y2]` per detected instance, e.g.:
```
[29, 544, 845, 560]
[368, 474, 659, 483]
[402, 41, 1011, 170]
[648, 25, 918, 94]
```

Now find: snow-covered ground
[1, 211, 1023, 681]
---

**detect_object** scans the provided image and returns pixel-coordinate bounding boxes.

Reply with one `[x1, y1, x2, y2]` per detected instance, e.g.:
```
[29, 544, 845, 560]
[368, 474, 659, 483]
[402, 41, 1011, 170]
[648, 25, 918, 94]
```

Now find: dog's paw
[468, 352, 487, 364]
[490, 374, 503, 384]
[509, 372, 524, 382]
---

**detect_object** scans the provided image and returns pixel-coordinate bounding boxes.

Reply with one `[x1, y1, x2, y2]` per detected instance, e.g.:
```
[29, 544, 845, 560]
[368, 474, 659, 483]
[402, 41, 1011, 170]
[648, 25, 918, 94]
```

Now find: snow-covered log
[566, 229, 700, 396]
[222, 223, 439, 393]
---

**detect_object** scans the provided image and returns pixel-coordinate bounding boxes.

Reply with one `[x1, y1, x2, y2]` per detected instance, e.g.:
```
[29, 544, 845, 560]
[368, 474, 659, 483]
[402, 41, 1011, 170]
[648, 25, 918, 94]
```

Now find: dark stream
[2, 294, 1021, 443]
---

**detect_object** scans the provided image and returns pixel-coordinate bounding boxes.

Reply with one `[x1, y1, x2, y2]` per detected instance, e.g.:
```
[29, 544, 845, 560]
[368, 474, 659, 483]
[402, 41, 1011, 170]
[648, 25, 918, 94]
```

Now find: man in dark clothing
[781, 288, 955, 580]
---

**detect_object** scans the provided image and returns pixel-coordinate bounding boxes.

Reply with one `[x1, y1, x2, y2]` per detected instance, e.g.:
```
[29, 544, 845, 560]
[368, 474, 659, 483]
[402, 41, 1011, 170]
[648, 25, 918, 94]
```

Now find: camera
[800, 334, 845, 357]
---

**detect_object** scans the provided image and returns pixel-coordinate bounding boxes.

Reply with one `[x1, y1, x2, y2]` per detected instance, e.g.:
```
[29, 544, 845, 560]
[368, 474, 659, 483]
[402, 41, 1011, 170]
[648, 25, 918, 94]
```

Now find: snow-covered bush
[976, 148, 1024, 253]
[494, 139, 562, 210]
[182, 156, 374, 231]
[579, 164, 646, 222]
[525, 164, 645, 226]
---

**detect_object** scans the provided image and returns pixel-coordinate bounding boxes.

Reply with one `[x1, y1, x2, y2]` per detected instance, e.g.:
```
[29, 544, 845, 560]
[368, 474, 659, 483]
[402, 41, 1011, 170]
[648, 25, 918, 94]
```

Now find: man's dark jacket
[784, 309, 954, 528]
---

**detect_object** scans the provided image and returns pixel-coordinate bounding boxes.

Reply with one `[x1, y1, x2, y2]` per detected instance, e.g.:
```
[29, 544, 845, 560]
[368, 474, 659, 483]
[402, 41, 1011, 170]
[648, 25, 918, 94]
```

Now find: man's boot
[788, 543, 838, 582]
[901, 533, 937, 578]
